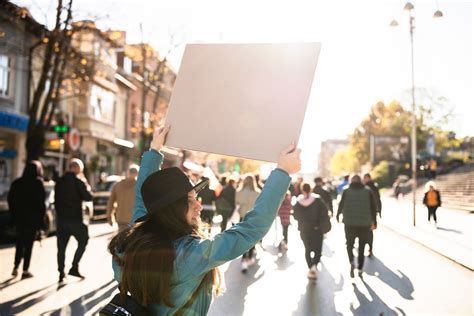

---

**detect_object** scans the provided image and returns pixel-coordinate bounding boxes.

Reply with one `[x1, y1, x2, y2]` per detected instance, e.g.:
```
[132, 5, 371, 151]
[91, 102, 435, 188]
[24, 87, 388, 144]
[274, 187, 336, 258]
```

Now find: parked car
[92, 175, 123, 220]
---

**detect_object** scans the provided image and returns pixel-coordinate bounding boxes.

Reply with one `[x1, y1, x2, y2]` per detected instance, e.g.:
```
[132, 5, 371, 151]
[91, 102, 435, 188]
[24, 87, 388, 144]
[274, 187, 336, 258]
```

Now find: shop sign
[0, 111, 29, 132]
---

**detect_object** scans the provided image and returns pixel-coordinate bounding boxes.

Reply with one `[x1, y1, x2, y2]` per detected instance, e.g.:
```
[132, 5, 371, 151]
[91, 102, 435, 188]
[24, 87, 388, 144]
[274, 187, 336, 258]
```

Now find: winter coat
[106, 177, 136, 225]
[365, 180, 382, 214]
[337, 182, 377, 227]
[216, 185, 236, 213]
[293, 193, 328, 233]
[55, 172, 93, 223]
[423, 190, 442, 208]
[313, 185, 333, 212]
[7, 163, 46, 229]
[113, 150, 291, 315]
[197, 186, 217, 211]
[278, 193, 292, 226]
[236, 187, 260, 218]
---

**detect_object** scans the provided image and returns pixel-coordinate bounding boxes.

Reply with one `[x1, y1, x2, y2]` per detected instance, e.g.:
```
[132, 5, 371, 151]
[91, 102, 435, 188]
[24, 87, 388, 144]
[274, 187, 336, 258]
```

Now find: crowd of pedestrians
[7, 125, 450, 316]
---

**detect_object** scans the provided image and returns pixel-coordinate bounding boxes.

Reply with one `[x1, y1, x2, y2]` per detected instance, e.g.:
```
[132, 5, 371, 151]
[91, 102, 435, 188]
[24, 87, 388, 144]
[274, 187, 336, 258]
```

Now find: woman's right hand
[277, 143, 301, 174]
[150, 125, 171, 152]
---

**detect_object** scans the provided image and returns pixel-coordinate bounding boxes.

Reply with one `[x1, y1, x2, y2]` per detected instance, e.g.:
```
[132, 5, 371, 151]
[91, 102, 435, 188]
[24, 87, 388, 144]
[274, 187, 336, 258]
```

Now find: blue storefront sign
[0, 111, 29, 132]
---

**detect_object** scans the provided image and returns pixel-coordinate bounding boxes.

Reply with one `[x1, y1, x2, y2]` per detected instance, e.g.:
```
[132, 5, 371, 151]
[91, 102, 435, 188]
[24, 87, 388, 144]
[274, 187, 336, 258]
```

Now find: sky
[15, 0, 473, 173]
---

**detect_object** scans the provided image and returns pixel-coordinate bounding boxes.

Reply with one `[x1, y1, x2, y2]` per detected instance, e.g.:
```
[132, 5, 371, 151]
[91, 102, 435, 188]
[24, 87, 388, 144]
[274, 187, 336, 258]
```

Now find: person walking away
[337, 175, 349, 195]
[363, 173, 382, 257]
[429, 159, 438, 180]
[423, 182, 441, 226]
[337, 174, 377, 278]
[107, 165, 139, 231]
[104, 126, 301, 315]
[277, 191, 292, 252]
[293, 183, 329, 280]
[7, 161, 46, 279]
[55, 158, 93, 282]
[313, 177, 333, 217]
[235, 174, 261, 272]
[216, 178, 236, 232]
[197, 177, 217, 234]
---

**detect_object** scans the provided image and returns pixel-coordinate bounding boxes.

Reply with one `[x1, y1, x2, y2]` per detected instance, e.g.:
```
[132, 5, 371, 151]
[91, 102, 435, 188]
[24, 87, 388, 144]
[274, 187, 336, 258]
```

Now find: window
[90, 85, 115, 124]
[0, 55, 12, 98]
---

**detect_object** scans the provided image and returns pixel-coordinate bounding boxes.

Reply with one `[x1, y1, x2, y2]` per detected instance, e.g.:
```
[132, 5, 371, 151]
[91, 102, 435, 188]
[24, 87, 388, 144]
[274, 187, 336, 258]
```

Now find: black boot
[68, 267, 85, 279]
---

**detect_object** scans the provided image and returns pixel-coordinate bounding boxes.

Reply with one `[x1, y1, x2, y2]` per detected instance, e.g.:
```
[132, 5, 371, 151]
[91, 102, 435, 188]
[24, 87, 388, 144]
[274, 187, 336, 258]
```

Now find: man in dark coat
[313, 177, 333, 216]
[363, 173, 382, 256]
[197, 177, 217, 233]
[55, 158, 92, 282]
[216, 178, 236, 232]
[8, 161, 46, 279]
[337, 174, 377, 278]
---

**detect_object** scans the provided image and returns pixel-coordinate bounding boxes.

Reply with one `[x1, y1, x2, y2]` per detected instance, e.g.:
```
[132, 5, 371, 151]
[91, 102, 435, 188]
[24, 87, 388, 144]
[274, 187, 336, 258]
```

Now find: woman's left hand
[150, 125, 171, 152]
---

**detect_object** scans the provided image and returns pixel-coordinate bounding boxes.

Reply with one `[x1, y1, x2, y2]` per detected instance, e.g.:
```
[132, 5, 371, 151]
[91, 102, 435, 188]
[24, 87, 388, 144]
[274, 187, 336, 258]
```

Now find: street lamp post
[390, 2, 443, 227]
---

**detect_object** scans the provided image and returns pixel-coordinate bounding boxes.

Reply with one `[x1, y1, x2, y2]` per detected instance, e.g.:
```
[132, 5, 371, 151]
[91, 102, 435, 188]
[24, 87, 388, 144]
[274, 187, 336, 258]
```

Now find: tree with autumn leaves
[330, 93, 461, 186]
[24, 0, 94, 161]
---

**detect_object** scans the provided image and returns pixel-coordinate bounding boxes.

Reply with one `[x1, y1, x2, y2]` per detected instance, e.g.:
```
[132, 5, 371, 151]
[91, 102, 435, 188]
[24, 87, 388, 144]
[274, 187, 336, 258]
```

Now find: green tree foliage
[371, 160, 391, 188]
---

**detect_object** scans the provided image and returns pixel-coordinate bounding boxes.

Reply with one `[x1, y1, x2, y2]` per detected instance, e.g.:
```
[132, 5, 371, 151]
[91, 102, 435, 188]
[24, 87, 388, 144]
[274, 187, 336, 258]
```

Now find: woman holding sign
[103, 126, 301, 315]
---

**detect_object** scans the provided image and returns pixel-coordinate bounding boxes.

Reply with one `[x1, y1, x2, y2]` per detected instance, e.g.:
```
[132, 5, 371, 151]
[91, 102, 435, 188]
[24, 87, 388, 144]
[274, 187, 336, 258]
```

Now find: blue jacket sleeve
[130, 150, 164, 224]
[176, 168, 290, 277]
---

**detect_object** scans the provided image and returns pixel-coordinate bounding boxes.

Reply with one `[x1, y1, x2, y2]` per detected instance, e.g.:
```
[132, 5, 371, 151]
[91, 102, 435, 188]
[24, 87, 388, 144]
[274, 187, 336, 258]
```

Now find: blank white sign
[164, 42, 321, 162]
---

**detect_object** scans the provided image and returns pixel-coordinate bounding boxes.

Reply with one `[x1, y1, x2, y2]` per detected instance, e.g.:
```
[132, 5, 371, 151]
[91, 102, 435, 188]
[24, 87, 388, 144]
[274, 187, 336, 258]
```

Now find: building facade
[318, 139, 350, 178]
[0, 2, 45, 209]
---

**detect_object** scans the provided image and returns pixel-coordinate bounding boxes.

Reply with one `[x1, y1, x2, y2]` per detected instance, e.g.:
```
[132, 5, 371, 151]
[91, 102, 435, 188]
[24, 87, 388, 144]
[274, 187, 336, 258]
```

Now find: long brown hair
[108, 196, 221, 308]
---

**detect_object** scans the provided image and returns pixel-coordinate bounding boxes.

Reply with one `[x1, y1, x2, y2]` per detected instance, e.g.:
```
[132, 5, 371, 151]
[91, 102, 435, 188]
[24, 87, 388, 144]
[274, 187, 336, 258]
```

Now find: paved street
[1, 214, 473, 315]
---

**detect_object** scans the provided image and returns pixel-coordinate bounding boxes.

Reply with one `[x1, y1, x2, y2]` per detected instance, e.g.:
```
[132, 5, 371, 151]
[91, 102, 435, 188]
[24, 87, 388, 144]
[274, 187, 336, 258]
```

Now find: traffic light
[54, 124, 69, 139]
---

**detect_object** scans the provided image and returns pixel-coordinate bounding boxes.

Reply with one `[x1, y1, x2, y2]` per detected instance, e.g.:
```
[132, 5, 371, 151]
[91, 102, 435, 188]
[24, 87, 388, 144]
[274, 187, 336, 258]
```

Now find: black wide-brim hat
[136, 167, 208, 222]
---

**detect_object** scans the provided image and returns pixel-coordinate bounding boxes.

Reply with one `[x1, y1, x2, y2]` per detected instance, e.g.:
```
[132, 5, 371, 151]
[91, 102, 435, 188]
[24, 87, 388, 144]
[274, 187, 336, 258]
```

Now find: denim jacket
[113, 150, 290, 315]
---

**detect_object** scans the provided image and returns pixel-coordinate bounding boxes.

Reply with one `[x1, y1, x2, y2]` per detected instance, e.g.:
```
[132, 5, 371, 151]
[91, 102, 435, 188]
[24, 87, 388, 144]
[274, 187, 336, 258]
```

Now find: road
[0, 217, 472, 315]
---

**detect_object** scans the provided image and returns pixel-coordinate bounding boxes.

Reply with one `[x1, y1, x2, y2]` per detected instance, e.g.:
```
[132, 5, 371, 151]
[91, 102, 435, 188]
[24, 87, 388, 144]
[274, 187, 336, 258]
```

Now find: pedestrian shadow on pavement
[436, 226, 463, 234]
[39, 279, 117, 316]
[208, 259, 264, 316]
[350, 281, 404, 316]
[0, 277, 18, 290]
[264, 245, 295, 271]
[0, 283, 58, 315]
[364, 256, 414, 300]
[291, 262, 343, 316]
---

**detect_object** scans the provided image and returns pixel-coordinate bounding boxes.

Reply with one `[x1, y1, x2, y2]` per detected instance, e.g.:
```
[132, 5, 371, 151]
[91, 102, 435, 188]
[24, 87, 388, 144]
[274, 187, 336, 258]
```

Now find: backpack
[318, 199, 332, 234]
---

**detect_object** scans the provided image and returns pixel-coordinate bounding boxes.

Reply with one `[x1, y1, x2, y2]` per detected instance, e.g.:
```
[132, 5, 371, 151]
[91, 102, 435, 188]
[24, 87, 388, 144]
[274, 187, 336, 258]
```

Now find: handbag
[99, 274, 208, 316]
[319, 210, 332, 234]
[99, 293, 147, 316]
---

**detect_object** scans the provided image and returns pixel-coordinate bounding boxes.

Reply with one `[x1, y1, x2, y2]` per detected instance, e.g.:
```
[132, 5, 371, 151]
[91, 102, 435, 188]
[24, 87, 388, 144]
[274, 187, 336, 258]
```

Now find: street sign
[68, 128, 81, 151]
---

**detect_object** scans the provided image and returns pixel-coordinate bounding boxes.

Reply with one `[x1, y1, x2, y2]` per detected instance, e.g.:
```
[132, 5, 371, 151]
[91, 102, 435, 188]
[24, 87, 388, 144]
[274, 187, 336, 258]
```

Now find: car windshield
[95, 181, 116, 192]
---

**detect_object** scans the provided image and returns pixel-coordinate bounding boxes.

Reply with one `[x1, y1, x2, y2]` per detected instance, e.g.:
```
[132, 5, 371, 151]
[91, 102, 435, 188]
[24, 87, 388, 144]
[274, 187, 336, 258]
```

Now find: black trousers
[282, 225, 289, 244]
[218, 209, 232, 232]
[368, 230, 374, 251]
[57, 222, 89, 273]
[427, 206, 438, 222]
[300, 230, 323, 268]
[344, 226, 371, 270]
[14, 226, 37, 271]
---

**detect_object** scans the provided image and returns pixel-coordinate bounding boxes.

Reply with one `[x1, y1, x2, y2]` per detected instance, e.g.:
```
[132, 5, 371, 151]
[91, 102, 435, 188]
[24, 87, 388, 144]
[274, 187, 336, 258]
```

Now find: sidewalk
[379, 197, 473, 270]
